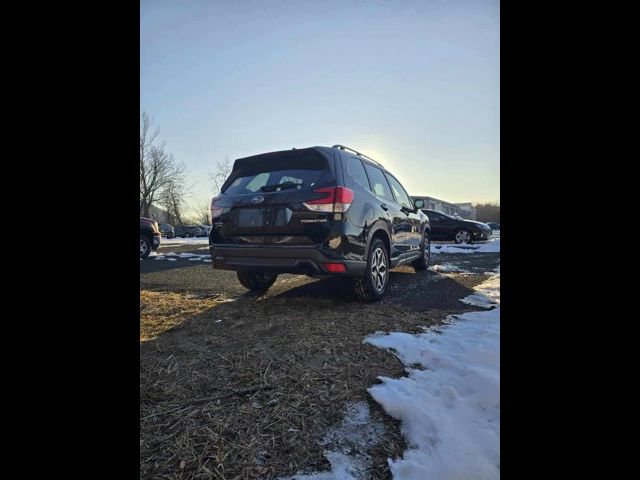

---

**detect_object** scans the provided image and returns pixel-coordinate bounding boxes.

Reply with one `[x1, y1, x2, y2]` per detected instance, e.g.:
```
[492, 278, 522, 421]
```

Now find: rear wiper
[259, 182, 301, 192]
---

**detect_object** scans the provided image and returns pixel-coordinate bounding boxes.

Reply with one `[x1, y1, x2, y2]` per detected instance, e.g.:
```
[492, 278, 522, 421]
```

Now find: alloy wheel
[370, 247, 388, 293]
[455, 230, 471, 244]
[424, 235, 431, 263]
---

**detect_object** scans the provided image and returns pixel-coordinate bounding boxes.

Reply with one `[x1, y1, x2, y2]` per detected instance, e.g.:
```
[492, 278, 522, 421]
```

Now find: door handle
[380, 204, 389, 211]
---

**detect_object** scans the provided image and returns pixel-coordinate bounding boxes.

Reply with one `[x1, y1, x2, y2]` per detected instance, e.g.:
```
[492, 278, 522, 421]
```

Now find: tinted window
[384, 173, 413, 209]
[363, 164, 394, 201]
[426, 211, 444, 221]
[222, 150, 331, 195]
[344, 155, 370, 190]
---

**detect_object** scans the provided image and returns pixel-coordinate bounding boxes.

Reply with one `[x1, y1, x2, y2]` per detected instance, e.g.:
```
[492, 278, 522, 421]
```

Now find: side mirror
[413, 199, 425, 209]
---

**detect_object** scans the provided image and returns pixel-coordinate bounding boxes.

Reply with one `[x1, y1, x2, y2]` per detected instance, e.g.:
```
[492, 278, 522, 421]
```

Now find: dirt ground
[140, 253, 499, 479]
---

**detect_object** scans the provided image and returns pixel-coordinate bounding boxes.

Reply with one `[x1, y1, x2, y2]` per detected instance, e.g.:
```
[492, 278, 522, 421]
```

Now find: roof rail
[332, 144, 384, 168]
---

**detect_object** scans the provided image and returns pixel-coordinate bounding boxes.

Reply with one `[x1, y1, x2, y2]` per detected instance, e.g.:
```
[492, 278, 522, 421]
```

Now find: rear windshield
[221, 149, 332, 195]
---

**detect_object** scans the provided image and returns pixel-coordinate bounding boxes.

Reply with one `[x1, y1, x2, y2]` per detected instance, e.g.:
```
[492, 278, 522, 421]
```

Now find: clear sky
[141, 0, 499, 213]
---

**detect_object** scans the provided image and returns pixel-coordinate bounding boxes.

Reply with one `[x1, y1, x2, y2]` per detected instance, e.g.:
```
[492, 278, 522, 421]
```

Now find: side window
[384, 173, 413, 209]
[428, 211, 442, 222]
[363, 164, 394, 202]
[344, 155, 371, 190]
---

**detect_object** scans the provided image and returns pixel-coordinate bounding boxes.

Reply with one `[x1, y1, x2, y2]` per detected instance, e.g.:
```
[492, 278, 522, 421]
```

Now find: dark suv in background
[140, 217, 161, 259]
[208, 145, 431, 300]
[421, 209, 491, 244]
[158, 223, 175, 239]
[174, 225, 205, 238]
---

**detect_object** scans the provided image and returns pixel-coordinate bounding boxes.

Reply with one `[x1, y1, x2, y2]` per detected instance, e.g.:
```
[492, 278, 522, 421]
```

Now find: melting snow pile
[459, 273, 500, 308]
[365, 273, 500, 479]
[431, 238, 500, 254]
[430, 263, 464, 273]
[151, 252, 211, 261]
[279, 402, 384, 480]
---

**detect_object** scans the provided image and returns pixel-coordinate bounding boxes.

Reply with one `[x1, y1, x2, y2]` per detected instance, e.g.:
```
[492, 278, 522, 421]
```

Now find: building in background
[411, 196, 477, 220]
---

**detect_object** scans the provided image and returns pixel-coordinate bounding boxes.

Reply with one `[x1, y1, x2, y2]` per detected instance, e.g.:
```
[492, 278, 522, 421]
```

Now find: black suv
[421, 209, 492, 244]
[140, 217, 161, 259]
[208, 145, 431, 300]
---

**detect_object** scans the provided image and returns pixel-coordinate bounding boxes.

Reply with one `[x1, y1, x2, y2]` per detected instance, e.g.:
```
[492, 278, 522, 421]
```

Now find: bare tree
[140, 112, 187, 218]
[157, 178, 188, 225]
[195, 202, 211, 225]
[474, 203, 500, 223]
[209, 157, 233, 196]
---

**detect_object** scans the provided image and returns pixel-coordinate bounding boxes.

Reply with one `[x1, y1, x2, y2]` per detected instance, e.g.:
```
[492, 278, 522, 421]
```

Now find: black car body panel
[140, 217, 161, 250]
[421, 209, 492, 242]
[209, 146, 430, 276]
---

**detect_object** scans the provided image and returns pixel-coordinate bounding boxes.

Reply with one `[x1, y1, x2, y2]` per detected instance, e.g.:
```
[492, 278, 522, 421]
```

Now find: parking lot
[140, 236, 500, 479]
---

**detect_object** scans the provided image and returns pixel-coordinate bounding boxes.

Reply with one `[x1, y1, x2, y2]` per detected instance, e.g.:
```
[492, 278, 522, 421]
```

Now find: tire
[236, 271, 278, 292]
[454, 229, 473, 244]
[412, 231, 431, 271]
[167, 232, 174, 239]
[140, 235, 151, 259]
[354, 238, 390, 301]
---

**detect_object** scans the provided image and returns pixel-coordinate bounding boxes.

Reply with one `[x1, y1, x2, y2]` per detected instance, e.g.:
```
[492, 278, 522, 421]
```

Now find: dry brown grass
[140, 291, 232, 341]
[140, 271, 489, 479]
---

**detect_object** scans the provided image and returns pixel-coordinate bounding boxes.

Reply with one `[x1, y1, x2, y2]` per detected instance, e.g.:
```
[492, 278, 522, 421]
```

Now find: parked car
[174, 225, 205, 238]
[198, 225, 211, 237]
[158, 223, 175, 239]
[208, 145, 431, 301]
[421, 209, 492, 244]
[486, 222, 501, 230]
[140, 217, 161, 259]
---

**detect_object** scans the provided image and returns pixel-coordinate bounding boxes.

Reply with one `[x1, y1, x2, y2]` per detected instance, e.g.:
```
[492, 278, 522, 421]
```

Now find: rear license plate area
[235, 208, 292, 228]
[236, 208, 265, 227]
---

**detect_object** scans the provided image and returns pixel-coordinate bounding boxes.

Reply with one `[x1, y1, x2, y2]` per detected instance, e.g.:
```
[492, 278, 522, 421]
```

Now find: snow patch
[160, 237, 209, 246]
[460, 273, 500, 308]
[431, 238, 500, 254]
[430, 263, 463, 273]
[279, 402, 384, 480]
[364, 273, 500, 479]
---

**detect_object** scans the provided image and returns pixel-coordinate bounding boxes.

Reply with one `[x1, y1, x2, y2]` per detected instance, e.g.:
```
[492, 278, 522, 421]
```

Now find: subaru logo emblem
[251, 196, 264, 205]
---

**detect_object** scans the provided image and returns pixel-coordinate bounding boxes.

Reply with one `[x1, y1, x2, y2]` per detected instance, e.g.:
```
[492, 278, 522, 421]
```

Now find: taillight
[323, 262, 346, 273]
[210, 196, 222, 219]
[303, 186, 354, 213]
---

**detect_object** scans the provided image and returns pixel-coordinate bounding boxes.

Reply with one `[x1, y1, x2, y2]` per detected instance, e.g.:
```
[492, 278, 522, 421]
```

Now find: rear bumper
[210, 245, 366, 276]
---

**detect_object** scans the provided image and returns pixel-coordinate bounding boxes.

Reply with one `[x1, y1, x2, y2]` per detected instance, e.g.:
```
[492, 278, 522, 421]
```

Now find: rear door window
[363, 164, 394, 202]
[344, 155, 371, 190]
